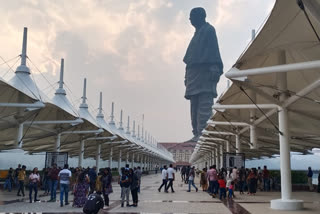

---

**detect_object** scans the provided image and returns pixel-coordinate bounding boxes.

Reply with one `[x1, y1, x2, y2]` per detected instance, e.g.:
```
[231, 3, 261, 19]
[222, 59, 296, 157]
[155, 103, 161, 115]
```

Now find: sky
[0, 0, 277, 143]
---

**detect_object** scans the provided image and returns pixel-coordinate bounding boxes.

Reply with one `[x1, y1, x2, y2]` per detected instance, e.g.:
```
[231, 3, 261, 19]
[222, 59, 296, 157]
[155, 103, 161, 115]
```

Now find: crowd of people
[198, 165, 272, 199]
[2, 163, 143, 213]
[2, 162, 320, 213]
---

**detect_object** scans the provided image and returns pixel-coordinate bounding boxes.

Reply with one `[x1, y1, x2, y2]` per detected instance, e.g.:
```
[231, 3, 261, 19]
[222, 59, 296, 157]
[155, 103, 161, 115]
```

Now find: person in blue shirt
[88, 166, 97, 194]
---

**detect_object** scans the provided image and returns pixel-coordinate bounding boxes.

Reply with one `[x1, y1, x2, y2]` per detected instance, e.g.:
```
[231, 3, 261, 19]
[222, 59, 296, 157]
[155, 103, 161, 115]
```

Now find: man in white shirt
[165, 164, 175, 193]
[158, 165, 168, 192]
[58, 164, 72, 207]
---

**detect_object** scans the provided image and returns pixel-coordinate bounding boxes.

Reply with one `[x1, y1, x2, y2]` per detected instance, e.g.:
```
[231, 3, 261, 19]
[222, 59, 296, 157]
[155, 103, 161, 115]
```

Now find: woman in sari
[73, 172, 89, 207]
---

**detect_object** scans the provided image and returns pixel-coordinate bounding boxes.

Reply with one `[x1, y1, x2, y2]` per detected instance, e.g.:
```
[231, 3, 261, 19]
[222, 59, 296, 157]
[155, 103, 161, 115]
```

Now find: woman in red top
[218, 175, 226, 200]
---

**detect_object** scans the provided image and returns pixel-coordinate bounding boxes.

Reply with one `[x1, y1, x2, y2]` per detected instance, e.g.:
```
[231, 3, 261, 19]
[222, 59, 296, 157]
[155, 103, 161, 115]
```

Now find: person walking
[14, 164, 21, 188]
[58, 164, 72, 207]
[120, 169, 130, 207]
[247, 168, 257, 195]
[165, 164, 175, 193]
[218, 175, 226, 200]
[187, 166, 198, 192]
[158, 165, 168, 192]
[43, 167, 50, 195]
[95, 169, 103, 194]
[307, 167, 314, 191]
[181, 166, 186, 182]
[129, 168, 139, 207]
[73, 172, 89, 208]
[200, 168, 208, 191]
[226, 169, 233, 191]
[238, 167, 246, 194]
[185, 166, 191, 184]
[4, 168, 13, 192]
[228, 181, 235, 199]
[262, 165, 270, 191]
[102, 168, 113, 207]
[207, 165, 218, 197]
[88, 166, 97, 194]
[135, 167, 142, 193]
[48, 164, 60, 202]
[17, 165, 26, 197]
[28, 167, 40, 203]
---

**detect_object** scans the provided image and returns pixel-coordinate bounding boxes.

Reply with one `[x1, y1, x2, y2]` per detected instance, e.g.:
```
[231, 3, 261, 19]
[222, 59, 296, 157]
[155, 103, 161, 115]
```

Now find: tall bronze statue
[183, 7, 223, 142]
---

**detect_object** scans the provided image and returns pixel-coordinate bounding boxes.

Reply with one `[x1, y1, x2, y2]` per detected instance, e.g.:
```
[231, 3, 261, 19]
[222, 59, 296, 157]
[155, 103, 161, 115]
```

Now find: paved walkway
[1, 172, 320, 213]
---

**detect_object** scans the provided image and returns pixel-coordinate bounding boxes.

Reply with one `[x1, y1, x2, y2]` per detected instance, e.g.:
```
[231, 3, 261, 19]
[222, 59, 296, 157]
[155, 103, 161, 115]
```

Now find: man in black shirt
[83, 193, 104, 214]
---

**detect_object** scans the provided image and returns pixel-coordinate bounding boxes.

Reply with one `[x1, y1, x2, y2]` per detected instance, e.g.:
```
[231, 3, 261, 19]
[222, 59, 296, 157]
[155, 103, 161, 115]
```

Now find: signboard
[223, 152, 245, 169]
[45, 152, 68, 169]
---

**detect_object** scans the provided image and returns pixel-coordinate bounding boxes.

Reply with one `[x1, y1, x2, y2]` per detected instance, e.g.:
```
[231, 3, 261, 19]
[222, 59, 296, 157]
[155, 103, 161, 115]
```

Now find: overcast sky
[0, 0, 276, 142]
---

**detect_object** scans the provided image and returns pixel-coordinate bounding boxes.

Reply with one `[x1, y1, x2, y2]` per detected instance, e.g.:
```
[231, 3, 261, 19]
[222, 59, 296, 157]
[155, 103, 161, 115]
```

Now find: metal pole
[55, 133, 61, 152]
[118, 150, 122, 174]
[109, 147, 113, 168]
[131, 153, 135, 168]
[126, 152, 129, 166]
[215, 148, 219, 169]
[277, 66, 292, 200]
[17, 123, 23, 146]
[96, 143, 101, 170]
[78, 139, 85, 167]
[236, 134, 241, 153]
[226, 138, 230, 153]
[220, 144, 223, 169]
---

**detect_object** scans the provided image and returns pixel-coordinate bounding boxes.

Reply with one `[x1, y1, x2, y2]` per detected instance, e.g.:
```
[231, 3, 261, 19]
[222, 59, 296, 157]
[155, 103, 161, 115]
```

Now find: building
[158, 142, 196, 167]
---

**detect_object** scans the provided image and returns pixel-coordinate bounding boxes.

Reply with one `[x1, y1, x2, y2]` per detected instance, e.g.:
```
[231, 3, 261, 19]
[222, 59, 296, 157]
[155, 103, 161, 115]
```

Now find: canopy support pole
[226, 138, 230, 153]
[109, 147, 113, 168]
[118, 150, 122, 175]
[215, 148, 219, 168]
[55, 133, 61, 152]
[220, 145, 223, 169]
[96, 143, 101, 170]
[78, 139, 84, 167]
[271, 52, 303, 210]
[126, 152, 129, 166]
[236, 134, 241, 153]
[17, 123, 23, 147]
[131, 153, 135, 168]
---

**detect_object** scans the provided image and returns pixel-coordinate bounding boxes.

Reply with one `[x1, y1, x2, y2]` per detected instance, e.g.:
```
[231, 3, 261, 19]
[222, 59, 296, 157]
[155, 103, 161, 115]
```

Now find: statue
[183, 7, 223, 142]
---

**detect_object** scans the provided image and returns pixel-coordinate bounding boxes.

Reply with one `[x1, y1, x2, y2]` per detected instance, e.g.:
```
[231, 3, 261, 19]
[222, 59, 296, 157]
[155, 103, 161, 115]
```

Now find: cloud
[0, 0, 275, 142]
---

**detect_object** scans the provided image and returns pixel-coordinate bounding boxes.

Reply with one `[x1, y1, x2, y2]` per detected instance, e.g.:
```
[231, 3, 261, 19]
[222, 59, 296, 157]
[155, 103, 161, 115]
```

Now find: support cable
[239, 86, 283, 135]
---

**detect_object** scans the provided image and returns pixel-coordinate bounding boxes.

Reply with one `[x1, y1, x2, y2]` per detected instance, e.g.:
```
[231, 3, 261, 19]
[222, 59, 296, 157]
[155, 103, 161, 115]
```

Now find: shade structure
[191, 0, 320, 210]
[0, 27, 173, 168]
[0, 77, 45, 150]
[0, 28, 82, 151]
[191, 0, 320, 162]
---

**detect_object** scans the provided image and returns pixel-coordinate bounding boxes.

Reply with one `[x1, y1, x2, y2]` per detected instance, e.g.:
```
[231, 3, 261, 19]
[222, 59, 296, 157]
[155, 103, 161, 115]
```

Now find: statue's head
[189, 7, 206, 29]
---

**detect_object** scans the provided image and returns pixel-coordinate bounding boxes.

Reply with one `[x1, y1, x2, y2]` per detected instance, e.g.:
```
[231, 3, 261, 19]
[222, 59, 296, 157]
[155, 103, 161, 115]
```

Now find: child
[228, 181, 234, 198]
[218, 175, 226, 200]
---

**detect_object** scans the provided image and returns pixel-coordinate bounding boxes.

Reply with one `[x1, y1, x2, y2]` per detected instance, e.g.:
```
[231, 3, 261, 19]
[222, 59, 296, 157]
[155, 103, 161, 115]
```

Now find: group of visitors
[119, 165, 142, 207]
[198, 165, 272, 199]
[158, 164, 175, 193]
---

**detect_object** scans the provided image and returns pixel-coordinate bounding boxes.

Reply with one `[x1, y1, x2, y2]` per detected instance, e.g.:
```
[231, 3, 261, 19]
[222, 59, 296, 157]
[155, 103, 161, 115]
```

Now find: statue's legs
[190, 96, 199, 137]
[197, 93, 214, 136]
[190, 93, 214, 139]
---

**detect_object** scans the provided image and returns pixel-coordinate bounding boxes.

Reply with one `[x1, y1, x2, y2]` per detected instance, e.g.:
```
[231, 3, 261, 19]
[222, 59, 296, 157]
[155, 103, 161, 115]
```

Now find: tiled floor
[1, 172, 320, 214]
